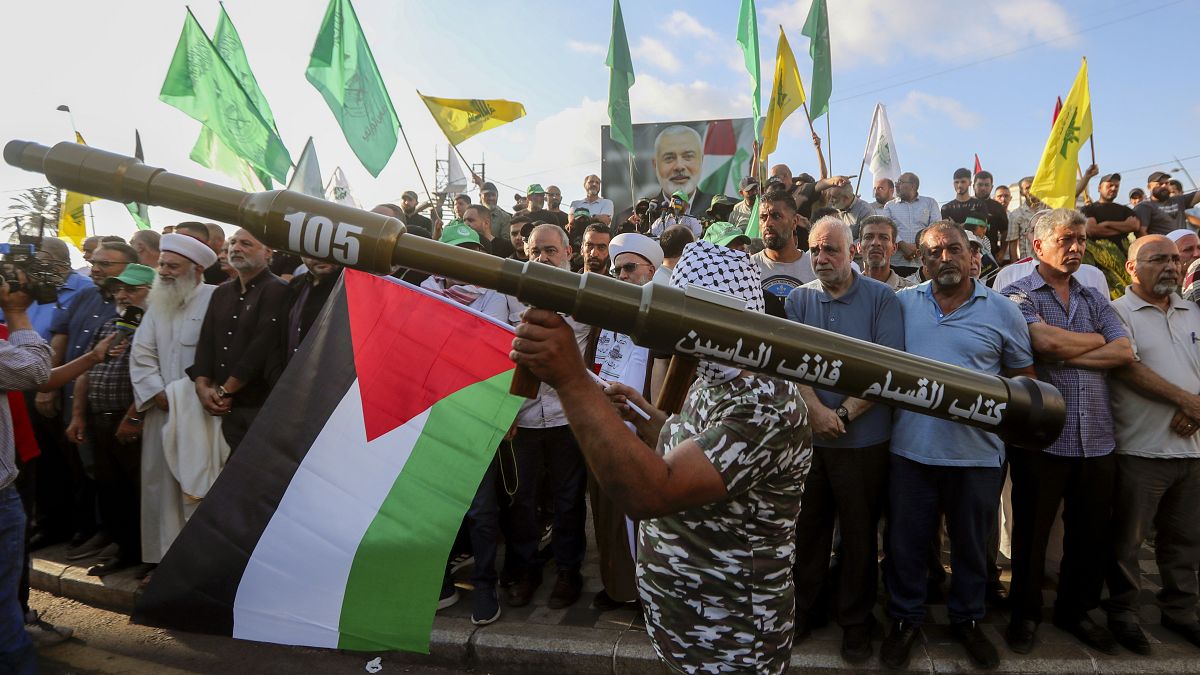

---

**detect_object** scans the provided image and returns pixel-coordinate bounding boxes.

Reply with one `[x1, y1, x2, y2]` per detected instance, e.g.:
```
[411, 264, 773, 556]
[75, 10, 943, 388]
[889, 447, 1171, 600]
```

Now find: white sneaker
[25, 611, 73, 648]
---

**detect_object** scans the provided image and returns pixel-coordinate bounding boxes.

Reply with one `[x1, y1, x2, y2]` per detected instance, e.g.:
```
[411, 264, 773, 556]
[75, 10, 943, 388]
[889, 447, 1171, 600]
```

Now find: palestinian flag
[697, 118, 752, 198]
[134, 270, 523, 652]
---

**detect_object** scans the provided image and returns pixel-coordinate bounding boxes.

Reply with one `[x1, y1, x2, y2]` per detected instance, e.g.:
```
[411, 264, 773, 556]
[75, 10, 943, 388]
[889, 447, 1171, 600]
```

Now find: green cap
[572, 207, 592, 217]
[707, 195, 736, 211]
[702, 222, 751, 247]
[526, 183, 546, 196]
[964, 216, 989, 230]
[104, 263, 155, 287]
[670, 190, 689, 204]
[439, 221, 482, 248]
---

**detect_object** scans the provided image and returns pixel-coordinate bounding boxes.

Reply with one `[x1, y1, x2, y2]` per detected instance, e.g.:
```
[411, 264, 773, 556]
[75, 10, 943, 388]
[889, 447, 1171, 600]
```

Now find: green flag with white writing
[160, 9, 291, 184]
[801, 0, 831, 120]
[306, 0, 400, 178]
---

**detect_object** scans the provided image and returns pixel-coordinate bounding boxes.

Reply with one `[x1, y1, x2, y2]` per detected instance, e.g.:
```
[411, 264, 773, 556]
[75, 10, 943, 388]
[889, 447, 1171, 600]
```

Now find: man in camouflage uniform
[512, 240, 812, 674]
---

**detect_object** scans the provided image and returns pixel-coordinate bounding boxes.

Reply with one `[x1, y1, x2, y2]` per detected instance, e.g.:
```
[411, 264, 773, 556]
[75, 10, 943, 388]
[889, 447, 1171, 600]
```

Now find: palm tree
[5, 187, 60, 241]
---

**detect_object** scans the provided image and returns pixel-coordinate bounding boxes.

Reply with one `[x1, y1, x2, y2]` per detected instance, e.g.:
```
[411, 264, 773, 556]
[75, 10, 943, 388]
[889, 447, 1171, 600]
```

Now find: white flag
[863, 103, 901, 183]
[445, 146, 469, 194]
[324, 167, 360, 208]
[287, 137, 324, 198]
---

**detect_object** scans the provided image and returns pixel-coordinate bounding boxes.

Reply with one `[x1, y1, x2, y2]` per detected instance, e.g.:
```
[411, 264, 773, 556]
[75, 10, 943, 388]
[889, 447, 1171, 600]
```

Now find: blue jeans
[507, 426, 587, 575]
[885, 455, 1002, 626]
[0, 486, 34, 673]
[466, 454, 501, 590]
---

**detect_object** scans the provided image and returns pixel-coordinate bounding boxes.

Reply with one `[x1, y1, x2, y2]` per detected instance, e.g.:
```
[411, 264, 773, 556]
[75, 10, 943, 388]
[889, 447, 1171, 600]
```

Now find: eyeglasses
[610, 262, 649, 277]
[1137, 254, 1182, 265]
[91, 260, 128, 268]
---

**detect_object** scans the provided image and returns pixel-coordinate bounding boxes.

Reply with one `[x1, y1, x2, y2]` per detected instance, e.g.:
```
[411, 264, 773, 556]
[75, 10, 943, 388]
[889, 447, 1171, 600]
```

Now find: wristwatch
[217, 385, 232, 399]
[835, 406, 850, 425]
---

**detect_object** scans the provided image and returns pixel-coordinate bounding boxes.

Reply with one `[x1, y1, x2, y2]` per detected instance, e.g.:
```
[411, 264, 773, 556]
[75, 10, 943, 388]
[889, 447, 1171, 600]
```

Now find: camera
[0, 241, 66, 305]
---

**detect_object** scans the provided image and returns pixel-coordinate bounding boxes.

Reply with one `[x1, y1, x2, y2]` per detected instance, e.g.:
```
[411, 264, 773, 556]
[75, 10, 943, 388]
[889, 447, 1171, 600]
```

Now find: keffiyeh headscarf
[669, 240, 765, 386]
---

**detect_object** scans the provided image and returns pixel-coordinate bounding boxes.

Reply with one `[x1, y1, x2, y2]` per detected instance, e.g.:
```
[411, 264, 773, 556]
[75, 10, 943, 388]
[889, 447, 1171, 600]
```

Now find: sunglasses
[610, 262, 649, 277]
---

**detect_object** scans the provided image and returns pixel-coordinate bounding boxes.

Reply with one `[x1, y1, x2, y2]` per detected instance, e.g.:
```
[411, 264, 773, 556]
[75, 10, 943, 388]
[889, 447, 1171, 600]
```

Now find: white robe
[129, 283, 215, 563]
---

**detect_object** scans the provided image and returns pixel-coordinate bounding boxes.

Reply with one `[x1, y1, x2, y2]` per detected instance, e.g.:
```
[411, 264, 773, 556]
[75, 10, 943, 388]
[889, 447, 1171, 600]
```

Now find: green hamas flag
[191, 4, 279, 189]
[606, 0, 635, 156]
[801, 0, 831, 120]
[736, 0, 761, 142]
[160, 9, 291, 184]
[306, 0, 400, 178]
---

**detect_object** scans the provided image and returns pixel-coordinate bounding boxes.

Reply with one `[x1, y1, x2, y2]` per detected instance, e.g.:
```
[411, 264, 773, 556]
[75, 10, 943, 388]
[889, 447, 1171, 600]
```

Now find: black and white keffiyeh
[668, 240, 765, 385]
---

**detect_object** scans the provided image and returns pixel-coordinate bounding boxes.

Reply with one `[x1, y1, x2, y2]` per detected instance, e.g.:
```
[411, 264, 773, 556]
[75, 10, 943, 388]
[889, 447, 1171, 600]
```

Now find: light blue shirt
[785, 272, 905, 449]
[884, 195, 939, 267]
[891, 280, 1034, 467]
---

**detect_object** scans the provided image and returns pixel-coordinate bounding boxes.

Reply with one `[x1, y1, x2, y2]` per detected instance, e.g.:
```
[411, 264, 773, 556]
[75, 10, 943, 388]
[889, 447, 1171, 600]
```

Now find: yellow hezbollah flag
[58, 132, 98, 250]
[761, 27, 807, 160]
[417, 92, 526, 146]
[1031, 58, 1092, 209]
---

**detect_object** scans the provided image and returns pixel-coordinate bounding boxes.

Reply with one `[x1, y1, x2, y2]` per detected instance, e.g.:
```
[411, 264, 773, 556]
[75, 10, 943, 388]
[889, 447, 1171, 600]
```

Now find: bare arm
[1114, 361, 1200, 420]
[1028, 323, 1105, 360]
[1064, 336, 1133, 370]
[49, 333, 67, 368]
[1085, 216, 1140, 238]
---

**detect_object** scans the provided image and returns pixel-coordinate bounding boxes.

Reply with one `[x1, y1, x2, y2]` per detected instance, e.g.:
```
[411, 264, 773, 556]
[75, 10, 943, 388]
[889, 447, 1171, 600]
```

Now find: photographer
[0, 267, 52, 671]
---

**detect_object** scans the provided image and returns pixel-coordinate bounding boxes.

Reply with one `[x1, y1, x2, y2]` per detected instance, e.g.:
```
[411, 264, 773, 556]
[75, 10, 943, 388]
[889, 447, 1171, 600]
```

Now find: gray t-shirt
[752, 251, 815, 318]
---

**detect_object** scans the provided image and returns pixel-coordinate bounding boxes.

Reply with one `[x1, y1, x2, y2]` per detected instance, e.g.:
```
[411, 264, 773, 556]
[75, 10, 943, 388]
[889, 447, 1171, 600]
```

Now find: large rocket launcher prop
[5, 140, 1065, 449]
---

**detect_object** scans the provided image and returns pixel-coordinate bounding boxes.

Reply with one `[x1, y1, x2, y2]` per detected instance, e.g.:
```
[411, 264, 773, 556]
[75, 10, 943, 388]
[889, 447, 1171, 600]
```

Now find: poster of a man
[649, 125, 711, 220]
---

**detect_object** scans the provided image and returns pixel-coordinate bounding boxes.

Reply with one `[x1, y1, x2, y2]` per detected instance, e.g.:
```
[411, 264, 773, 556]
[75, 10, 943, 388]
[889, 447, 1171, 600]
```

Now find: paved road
[32, 590, 476, 675]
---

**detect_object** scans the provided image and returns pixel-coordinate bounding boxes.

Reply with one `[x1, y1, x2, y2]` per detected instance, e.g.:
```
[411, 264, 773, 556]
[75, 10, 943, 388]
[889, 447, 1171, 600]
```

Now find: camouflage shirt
[637, 374, 812, 674]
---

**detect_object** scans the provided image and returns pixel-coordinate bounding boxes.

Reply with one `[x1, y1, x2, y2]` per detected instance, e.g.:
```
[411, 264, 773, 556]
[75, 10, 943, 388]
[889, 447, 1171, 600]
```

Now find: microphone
[109, 305, 144, 352]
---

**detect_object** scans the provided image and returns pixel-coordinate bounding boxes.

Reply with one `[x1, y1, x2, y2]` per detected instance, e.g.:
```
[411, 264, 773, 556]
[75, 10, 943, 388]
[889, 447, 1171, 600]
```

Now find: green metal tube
[4, 140, 1066, 449]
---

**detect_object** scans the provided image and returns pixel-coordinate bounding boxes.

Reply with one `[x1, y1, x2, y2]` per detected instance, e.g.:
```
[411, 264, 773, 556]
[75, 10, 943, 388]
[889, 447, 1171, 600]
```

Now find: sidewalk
[30, 536, 1200, 674]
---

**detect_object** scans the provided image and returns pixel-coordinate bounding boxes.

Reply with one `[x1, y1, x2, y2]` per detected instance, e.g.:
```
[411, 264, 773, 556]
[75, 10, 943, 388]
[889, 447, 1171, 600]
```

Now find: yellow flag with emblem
[1031, 58, 1092, 209]
[761, 27, 807, 160]
[57, 132, 98, 250]
[417, 92, 526, 146]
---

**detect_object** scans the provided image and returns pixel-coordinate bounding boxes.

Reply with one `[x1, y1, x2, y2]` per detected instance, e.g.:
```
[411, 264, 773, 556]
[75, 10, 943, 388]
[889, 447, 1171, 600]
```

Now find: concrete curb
[31, 553, 1200, 674]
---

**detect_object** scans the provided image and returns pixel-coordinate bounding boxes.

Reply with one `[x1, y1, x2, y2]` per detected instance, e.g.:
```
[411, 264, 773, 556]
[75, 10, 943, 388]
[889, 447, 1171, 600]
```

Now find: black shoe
[1004, 618, 1037, 655]
[437, 576, 459, 610]
[505, 572, 541, 608]
[841, 619, 874, 665]
[1053, 615, 1119, 655]
[592, 589, 636, 612]
[66, 532, 112, 561]
[1160, 615, 1200, 649]
[27, 529, 69, 552]
[880, 619, 921, 670]
[471, 587, 501, 626]
[952, 620, 1000, 670]
[547, 570, 582, 609]
[1107, 618, 1151, 655]
[86, 557, 136, 577]
[985, 582, 1010, 610]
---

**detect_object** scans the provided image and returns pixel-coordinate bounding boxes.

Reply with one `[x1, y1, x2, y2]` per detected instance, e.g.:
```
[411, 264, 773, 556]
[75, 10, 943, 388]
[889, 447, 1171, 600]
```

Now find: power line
[831, 0, 1190, 104]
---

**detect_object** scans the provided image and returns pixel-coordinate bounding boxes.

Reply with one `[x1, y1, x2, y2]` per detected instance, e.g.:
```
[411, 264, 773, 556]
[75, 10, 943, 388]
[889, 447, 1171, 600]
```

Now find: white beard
[148, 273, 200, 319]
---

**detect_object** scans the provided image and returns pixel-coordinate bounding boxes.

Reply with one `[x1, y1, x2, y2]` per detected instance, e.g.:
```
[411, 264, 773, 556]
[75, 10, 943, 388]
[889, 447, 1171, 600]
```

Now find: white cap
[160, 232, 218, 269]
[608, 233, 664, 268]
[1166, 229, 1196, 244]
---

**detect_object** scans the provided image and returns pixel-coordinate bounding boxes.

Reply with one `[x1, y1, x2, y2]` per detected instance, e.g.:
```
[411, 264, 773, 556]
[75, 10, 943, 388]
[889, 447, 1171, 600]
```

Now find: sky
[2, 0, 1198, 249]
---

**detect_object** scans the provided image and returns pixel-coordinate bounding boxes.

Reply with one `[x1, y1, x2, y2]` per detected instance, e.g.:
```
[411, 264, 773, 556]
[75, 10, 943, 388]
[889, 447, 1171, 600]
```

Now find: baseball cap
[1099, 173, 1121, 184]
[962, 229, 986, 251]
[439, 222, 482, 248]
[670, 190, 689, 204]
[1148, 171, 1172, 184]
[1129, 188, 1145, 198]
[964, 216, 989, 231]
[526, 183, 546, 195]
[707, 195, 736, 212]
[609, 232, 664, 268]
[702, 222, 751, 248]
[572, 207, 592, 217]
[105, 263, 156, 287]
[401, 190, 418, 200]
[739, 176, 759, 191]
[481, 182, 498, 194]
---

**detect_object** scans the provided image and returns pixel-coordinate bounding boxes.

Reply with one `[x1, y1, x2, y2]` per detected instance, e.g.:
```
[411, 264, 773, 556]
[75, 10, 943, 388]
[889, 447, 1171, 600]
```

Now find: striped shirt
[0, 330, 51, 489]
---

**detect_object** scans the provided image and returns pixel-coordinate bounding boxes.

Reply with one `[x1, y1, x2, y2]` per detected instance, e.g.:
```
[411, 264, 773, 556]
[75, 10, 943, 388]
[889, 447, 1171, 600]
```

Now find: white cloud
[666, 10, 718, 40]
[568, 40, 605, 56]
[630, 74, 751, 122]
[763, 0, 1078, 69]
[632, 37, 682, 74]
[893, 91, 981, 129]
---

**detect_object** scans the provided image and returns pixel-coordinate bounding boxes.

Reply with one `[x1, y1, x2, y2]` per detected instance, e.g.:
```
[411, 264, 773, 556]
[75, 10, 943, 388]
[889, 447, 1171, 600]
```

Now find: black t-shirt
[526, 209, 569, 228]
[941, 197, 1007, 255]
[1081, 201, 1136, 248]
[940, 197, 984, 225]
[269, 252, 303, 278]
[401, 212, 432, 231]
[1134, 194, 1193, 236]
[486, 237, 514, 259]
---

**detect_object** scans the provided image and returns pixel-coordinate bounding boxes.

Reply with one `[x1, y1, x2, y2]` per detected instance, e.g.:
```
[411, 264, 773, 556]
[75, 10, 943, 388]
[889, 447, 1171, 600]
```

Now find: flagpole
[627, 152, 636, 218]
[800, 102, 828, 179]
[854, 108, 879, 197]
[825, 114, 832, 175]
[398, 125, 433, 203]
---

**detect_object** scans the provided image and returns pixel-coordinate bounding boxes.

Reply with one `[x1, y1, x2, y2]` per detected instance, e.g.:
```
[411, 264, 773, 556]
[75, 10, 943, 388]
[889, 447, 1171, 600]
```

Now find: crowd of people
[0, 157, 1196, 674]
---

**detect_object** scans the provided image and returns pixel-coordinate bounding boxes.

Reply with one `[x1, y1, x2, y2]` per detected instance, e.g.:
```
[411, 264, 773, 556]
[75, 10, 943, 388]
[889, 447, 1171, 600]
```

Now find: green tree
[5, 187, 60, 241]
